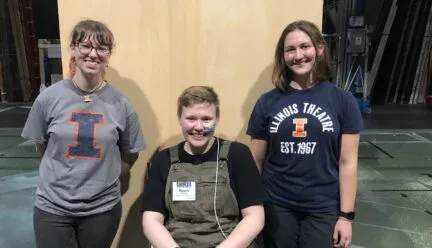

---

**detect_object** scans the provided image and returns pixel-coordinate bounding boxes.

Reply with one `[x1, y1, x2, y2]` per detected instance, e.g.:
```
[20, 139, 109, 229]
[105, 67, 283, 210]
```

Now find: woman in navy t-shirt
[247, 20, 363, 248]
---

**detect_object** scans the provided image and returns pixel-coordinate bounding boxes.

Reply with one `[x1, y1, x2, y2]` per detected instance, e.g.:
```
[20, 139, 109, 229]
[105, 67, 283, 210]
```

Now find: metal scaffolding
[323, 0, 370, 113]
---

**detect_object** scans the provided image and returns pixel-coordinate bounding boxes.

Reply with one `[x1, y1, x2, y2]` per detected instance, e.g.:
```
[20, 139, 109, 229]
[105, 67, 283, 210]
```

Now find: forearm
[339, 162, 358, 212]
[142, 220, 178, 248]
[217, 212, 264, 248]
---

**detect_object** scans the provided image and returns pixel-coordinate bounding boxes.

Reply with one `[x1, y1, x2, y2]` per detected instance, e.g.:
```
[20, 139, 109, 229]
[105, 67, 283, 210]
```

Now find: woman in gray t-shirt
[21, 19, 146, 248]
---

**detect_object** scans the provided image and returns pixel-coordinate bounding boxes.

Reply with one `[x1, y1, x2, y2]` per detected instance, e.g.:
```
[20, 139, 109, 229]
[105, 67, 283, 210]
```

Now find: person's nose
[293, 48, 303, 60]
[88, 47, 98, 58]
[194, 121, 204, 131]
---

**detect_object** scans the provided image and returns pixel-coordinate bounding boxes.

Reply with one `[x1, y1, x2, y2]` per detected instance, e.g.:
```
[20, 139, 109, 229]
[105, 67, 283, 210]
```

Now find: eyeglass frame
[75, 42, 111, 56]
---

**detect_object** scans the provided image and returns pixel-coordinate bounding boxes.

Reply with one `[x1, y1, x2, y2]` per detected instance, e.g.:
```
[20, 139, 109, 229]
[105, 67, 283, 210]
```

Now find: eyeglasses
[77, 42, 111, 56]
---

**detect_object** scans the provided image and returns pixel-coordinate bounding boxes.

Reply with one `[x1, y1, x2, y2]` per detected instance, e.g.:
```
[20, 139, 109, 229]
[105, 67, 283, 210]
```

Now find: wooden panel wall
[57, 1, 323, 247]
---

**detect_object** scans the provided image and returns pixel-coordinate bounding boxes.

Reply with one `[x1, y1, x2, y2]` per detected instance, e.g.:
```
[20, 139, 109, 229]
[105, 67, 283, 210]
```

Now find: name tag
[172, 181, 196, 201]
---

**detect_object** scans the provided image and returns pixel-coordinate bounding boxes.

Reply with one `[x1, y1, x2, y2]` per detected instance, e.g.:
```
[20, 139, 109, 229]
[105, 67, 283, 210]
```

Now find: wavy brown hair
[272, 20, 334, 92]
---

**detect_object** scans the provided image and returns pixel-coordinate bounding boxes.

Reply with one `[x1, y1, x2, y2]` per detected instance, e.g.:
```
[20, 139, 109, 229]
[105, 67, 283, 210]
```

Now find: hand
[120, 162, 131, 195]
[333, 218, 352, 248]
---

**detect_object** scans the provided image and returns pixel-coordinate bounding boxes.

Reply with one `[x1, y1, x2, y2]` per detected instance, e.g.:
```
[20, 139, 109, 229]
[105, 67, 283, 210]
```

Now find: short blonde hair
[177, 86, 220, 118]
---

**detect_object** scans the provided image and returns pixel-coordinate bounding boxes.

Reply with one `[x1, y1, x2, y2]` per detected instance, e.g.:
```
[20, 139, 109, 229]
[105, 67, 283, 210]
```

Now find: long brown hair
[272, 20, 334, 92]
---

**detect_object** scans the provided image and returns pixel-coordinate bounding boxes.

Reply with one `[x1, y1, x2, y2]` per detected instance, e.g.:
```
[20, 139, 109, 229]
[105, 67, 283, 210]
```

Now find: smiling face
[271, 20, 334, 91]
[71, 36, 111, 77]
[179, 102, 218, 153]
[283, 29, 323, 81]
[68, 20, 114, 79]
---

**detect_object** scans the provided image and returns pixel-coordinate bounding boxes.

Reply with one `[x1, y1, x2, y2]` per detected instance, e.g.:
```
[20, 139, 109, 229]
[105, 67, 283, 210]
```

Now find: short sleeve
[21, 98, 48, 143]
[228, 142, 267, 209]
[119, 100, 146, 153]
[141, 150, 170, 215]
[340, 92, 364, 133]
[246, 95, 269, 140]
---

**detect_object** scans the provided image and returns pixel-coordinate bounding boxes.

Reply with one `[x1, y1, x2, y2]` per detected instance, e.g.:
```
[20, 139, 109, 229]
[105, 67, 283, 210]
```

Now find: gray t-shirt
[21, 79, 146, 216]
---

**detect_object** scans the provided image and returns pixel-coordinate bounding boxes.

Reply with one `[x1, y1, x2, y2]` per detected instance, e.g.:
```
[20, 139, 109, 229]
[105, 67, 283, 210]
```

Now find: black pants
[263, 203, 337, 248]
[33, 202, 122, 248]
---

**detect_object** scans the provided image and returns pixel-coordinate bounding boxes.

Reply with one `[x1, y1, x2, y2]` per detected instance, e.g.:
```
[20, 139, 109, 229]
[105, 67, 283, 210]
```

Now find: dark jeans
[33, 202, 122, 248]
[263, 203, 338, 248]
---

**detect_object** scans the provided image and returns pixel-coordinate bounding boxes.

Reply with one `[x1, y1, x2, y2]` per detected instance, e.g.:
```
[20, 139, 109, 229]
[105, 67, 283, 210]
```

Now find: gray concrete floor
[1, 105, 432, 247]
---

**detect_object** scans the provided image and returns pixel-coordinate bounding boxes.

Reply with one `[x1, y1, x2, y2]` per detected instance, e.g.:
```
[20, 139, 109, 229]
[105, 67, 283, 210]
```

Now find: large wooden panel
[57, 1, 323, 247]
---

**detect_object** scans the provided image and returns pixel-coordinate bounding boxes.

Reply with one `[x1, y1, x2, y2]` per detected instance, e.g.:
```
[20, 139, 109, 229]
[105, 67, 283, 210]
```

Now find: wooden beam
[8, 0, 31, 101]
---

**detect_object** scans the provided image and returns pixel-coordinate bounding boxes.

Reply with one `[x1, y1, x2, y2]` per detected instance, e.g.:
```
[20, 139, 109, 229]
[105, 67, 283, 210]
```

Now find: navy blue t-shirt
[247, 81, 363, 212]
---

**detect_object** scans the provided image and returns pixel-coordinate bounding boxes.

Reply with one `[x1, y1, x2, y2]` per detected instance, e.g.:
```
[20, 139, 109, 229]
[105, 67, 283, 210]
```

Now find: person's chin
[187, 135, 209, 148]
[81, 67, 102, 76]
[291, 67, 313, 77]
